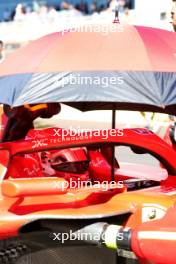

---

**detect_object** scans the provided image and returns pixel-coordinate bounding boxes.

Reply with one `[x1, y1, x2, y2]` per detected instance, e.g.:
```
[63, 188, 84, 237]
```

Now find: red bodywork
[132, 204, 176, 264]
[0, 127, 176, 264]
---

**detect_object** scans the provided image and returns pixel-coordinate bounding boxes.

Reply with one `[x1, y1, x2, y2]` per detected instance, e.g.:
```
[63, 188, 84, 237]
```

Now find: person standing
[171, 0, 176, 31]
[2, 103, 61, 142]
[0, 41, 5, 63]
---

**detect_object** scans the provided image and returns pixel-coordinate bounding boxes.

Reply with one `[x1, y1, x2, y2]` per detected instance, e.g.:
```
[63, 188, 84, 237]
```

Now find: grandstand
[0, 0, 133, 21]
[0, 0, 89, 20]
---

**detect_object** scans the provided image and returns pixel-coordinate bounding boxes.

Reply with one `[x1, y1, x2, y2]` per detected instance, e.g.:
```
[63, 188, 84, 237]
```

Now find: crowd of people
[1, 0, 133, 22]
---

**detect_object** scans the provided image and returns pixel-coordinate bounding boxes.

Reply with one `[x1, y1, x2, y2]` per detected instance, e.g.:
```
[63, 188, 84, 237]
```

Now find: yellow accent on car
[104, 225, 121, 249]
[24, 104, 48, 112]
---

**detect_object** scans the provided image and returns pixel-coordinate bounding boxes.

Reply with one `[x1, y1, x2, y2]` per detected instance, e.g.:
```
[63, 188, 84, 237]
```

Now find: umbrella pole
[111, 110, 116, 182]
[112, 109, 116, 129]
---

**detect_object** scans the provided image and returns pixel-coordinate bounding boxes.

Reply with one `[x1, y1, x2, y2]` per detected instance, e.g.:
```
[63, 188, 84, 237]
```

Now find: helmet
[50, 148, 89, 174]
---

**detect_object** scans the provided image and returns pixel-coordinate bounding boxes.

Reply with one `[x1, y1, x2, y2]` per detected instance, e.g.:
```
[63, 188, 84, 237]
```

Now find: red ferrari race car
[0, 126, 176, 264]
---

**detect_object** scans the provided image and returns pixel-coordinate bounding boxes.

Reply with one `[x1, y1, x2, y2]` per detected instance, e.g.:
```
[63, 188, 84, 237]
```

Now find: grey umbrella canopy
[0, 25, 175, 114]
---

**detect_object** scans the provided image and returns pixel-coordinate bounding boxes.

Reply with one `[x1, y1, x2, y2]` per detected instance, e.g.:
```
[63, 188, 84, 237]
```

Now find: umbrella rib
[134, 26, 163, 105]
[14, 33, 64, 105]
